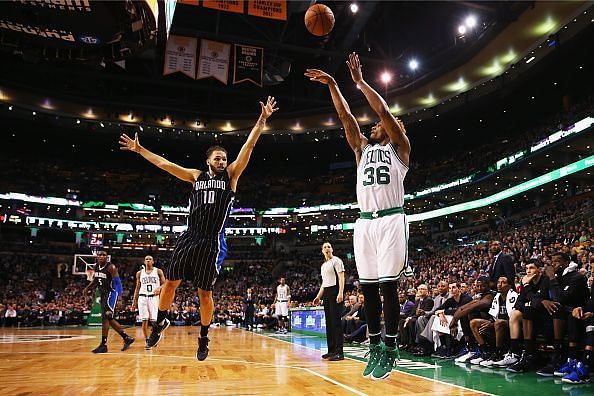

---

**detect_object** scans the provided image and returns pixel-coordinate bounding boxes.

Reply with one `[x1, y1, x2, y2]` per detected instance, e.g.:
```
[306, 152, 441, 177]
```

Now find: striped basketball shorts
[353, 213, 410, 284]
[166, 231, 227, 291]
[100, 290, 119, 319]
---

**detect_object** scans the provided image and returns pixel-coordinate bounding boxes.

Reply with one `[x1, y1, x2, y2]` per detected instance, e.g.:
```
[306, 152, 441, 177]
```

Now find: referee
[313, 242, 346, 361]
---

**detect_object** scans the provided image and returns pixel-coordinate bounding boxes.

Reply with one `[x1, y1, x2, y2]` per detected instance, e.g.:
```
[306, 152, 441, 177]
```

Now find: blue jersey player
[83, 251, 135, 353]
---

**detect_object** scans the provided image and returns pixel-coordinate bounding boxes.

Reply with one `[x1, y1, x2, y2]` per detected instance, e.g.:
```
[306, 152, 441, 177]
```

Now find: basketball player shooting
[305, 53, 411, 380]
[119, 96, 278, 361]
[83, 251, 135, 353]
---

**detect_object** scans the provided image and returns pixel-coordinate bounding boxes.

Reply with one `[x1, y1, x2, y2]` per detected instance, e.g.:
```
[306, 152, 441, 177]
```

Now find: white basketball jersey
[277, 285, 289, 301]
[139, 267, 160, 295]
[356, 143, 407, 212]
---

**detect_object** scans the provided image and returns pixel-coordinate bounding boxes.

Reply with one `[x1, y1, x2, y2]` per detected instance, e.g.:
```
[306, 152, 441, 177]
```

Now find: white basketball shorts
[275, 301, 289, 317]
[138, 295, 159, 321]
[353, 213, 409, 284]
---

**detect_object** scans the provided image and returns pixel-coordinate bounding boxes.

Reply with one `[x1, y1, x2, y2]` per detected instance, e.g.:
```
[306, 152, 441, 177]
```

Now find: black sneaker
[431, 346, 447, 358]
[328, 354, 344, 361]
[536, 364, 556, 377]
[92, 344, 108, 354]
[507, 351, 535, 373]
[145, 339, 151, 350]
[147, 318, 170, 348]
[413, 347, 431, 357]
[121, 336, 135, 351]
[322, 352, 333, 359]
[196, 336, 210, 361]
[537, 355, 563, 377]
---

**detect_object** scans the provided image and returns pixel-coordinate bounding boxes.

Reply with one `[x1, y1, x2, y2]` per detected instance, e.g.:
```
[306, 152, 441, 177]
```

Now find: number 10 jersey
[188, 169, 235, 235]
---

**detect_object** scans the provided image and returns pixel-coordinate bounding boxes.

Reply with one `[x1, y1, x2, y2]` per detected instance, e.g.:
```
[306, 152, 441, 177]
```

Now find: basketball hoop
[86, 269, 95, 282]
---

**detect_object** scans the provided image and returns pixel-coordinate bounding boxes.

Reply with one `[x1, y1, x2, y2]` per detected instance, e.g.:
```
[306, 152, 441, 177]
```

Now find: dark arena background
[1, 1, 593, 395]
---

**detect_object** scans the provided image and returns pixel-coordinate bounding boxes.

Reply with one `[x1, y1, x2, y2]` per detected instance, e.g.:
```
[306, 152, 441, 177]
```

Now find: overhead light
[526, 56, 536, 63]
[100, 122, 105, 128]
[380, 71, 392, 83]
[350, 3, 358, 13]
[8, 105, 13, 111]
[465, 15, 477, 28]
[76, 119, 81, 124]
[458, 25, 467, 35]
[408, 59, 419, 70]
[139, 125, 144, 131]
[32, 111, 36, 116]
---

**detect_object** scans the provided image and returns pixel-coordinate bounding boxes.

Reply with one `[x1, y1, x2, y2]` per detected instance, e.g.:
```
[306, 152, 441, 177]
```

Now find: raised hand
[346, 52, 363, 83]
[119, 133, 141, 153]
[304, 69, 335, 85]
[260, 96, 279, 120]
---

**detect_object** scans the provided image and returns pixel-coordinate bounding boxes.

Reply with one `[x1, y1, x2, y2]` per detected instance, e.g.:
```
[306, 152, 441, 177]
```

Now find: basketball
[305, 4, 335, 37]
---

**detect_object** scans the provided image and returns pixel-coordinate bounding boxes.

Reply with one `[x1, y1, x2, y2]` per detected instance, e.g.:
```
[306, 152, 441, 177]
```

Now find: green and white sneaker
[363, 342, 384, 378]
[371, 345, 399, 380]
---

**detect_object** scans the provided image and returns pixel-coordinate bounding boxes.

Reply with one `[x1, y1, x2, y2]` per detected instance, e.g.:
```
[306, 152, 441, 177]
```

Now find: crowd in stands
[1, 192, 593, 383]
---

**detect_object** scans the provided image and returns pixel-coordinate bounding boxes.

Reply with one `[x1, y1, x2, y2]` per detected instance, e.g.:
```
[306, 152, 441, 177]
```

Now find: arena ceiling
[0, 1, 592, 133]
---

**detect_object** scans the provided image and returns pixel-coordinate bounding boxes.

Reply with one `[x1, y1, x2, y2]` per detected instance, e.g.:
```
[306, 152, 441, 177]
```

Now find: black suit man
[488, 241, 515, 289]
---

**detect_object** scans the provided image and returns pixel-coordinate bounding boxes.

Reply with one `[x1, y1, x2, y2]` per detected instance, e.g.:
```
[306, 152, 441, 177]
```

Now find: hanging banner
[233, 44, 263, 87]
[197, 39, 231, 84]
[247, 0, 286, 21]
[177, 0, 198, 5]
[163, 35, 198, 78]
[203, 0, 244, 14]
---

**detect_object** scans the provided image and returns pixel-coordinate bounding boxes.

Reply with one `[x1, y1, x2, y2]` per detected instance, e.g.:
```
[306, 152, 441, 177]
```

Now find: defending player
[119, 96, 278, 361]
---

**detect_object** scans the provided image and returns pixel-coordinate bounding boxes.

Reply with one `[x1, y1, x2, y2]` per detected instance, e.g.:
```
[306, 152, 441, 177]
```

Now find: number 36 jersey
[356, 143, 408, 212]
[187, 169, 235, 235]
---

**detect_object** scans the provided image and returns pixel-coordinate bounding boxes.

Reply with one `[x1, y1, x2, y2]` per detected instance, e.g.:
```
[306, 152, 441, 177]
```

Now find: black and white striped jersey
[187, 170, 235, 235]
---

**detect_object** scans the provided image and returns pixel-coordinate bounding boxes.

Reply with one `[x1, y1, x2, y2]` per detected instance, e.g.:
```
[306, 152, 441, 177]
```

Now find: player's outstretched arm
[346, 52, 411, 165]
[119, 132, 200, 184]
[305, 69, 367, 164]
[227, 96, 278, 185]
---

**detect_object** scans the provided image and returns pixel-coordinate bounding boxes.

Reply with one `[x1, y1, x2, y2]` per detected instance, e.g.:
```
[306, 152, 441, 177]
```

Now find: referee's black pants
[323, 285, 343, 355]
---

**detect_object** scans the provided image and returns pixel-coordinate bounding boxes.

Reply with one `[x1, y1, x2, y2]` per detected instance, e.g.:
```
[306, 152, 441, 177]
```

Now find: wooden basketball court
[0, 326, 484, 395]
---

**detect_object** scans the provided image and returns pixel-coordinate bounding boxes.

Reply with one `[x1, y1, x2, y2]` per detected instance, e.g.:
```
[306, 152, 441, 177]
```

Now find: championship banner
[233, 44, 263, 87]
[203, 0, 244, 14]
[197, 39, 231, 84]
[163, 35, 198, 78]
[247, 0, 286, 21]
